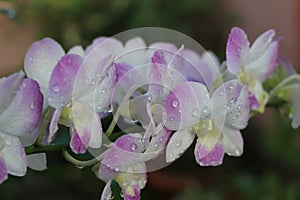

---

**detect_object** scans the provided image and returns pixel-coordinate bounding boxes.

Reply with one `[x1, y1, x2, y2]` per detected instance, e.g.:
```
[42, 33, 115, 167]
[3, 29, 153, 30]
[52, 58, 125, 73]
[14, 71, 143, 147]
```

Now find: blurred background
[0, 0, 300, 199]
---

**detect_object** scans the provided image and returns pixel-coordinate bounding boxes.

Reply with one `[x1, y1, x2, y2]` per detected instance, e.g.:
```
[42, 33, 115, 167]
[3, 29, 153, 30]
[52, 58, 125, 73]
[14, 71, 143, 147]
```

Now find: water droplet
[66, 58, 72, 65]
[147, 95, 152, 102]
[131, 119, 138, 123]
[159, 137, 164, 142]
[96, 105, 102, 111]
[101, 87, 106, 94]
[202, 106, 208, 114]
[171, 99, 179, 108]
[22, 82, 26, 88]
[104, 106, 113, 113]
[176, 140, 181, 147]
[90, 78, 96, 85]
[52, 85, 60, 93]
[30, 102, 35, 109]
[234, 148, 241, 155]
[192, 108, 199, 117]
[115, 166, 120, 172]
[154, 142, 159, 148]
[130, 143, 137, 152]
[228, 84, 234, 90]
[169, 153, 174, 159]
[232, 122, 236, 127]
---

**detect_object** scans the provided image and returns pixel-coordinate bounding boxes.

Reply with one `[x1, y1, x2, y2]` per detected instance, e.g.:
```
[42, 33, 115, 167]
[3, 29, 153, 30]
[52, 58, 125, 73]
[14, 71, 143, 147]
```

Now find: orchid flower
[24, 38, 116, 154]
[0, 71, 43, 183]
[164, 79, 250, 166]
[269, 58, 300, 128]
[98, 109, 171, 200]
[226, 27, 279, 113]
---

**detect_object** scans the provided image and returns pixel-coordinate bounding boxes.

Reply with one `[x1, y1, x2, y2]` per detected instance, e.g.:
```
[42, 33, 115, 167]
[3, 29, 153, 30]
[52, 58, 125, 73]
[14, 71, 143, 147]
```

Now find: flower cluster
[0, 27, 299, 199]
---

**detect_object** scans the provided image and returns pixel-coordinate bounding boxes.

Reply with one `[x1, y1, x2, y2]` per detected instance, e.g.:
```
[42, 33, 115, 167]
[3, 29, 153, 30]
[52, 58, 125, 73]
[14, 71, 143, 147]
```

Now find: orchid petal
[124, 184, 141, 200]
[1, 134, 27, 176]
[124, 37, 146, 51]
[19, 119, 42, 146]
[101, 180, 112, 200]
[48, 108, 62, 143]
[0, 79, 43, 136]
[194, 141, 224, 166]
[226, 27, 250, 75]
[149, 42, 178, 53]
[70, 128, 88, 154]
[67, 45, 85, 57]
[144, 127, 172, 161]
[0, 156, 8, 184]
[148, 50, 167, 101]
[211, 80, 242, 129]
[48, 54, 82, 108]
[0, 71, 24, 114]
[247, 29, 275, 63]
[24, 38, 65, 107]
[247, 41, 279, 82]
[226, 84, 250, 129]
[85, 37, 122, 56]
[222, 127, 243, 156]
[180, 49, 215, 87]
[73, 53, 114, 100]
[166, 129, 195, 163]
[99, 134, 147, 182]
[27, 153, 47, 171]
[164, 82, 210, 130]
[72, 101, 102, 148]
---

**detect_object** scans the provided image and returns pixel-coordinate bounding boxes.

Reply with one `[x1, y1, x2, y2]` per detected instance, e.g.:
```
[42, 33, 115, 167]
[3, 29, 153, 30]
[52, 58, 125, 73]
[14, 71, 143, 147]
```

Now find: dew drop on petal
[90, 78, 96, 85]
[130, 143, 137, 152]
[202, 106, 208, 114]
[192, 108, 199, 117]
[159, 137, 164, 142]
[30, 102, 35, 109]
[176, 140, 181, 147]
[101, 87, 106, 94]
[171, 99, 179, 108]
[234, 148, 241, 156]
[154, 142, 159, 148]
[52, 85, 60, 93]
[228, 84, 234, 90]
[147, 95, 152, 102]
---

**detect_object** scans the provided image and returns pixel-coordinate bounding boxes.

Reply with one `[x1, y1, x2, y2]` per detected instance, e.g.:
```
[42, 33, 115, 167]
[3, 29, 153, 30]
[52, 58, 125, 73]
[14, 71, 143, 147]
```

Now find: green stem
[63, 149, 108, 168]
[34, 107, 54, 146]
[25, 142, 69, 154]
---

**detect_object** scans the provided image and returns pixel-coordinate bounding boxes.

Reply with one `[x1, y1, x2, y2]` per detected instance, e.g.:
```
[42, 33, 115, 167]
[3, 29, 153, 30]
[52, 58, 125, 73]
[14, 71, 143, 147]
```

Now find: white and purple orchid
[0, 71, 43, 183]
[163, 79, 250, 166]
[226, 27, 279, 112]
